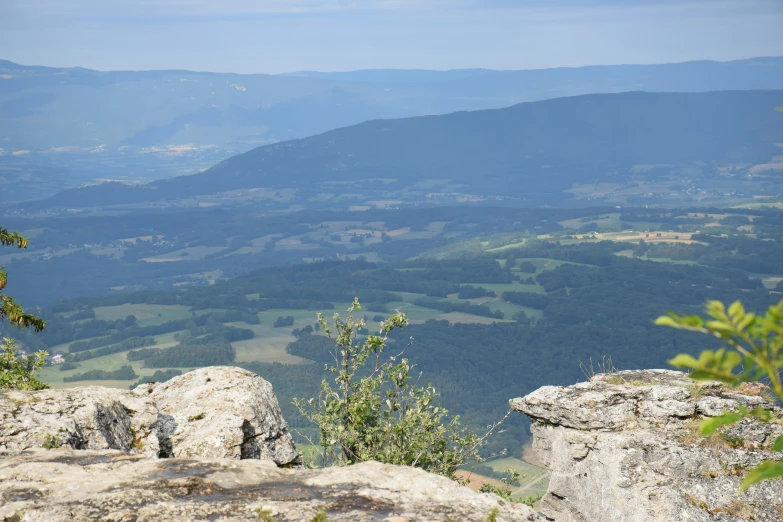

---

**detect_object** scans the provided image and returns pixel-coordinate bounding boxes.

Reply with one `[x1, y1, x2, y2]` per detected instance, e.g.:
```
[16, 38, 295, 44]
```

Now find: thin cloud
[5, 0, 776, 21]
[6, 0, 415, 18]
[1, 0, 781, 73]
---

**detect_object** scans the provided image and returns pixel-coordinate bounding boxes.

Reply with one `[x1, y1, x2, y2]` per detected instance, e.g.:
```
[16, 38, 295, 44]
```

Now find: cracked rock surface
[0, 385, 160, 457]
[511, 369, 783, 522]
[0, 450, 540, 521]
[0, 367, 543, 521]
[141, 366, 300, 464]
[1, 366, 299, 466]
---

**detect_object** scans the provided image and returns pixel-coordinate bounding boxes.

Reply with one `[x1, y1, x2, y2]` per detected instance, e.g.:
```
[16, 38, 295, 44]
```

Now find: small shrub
[687, 383, 705, 400]
[0, 337, 49, 391]
[129, 369, 182, 389]
[63, 365, 138, 382]
[579, 355, 620, 383]
[43, 433, 62, 449]
[719, 433, 745, 449]
[479, 469, 520, 501]
[520, 494, 542, 508]
[255, 508, 277, 522]
[273, 316, 294, 328]
[294, 299, 505, 479]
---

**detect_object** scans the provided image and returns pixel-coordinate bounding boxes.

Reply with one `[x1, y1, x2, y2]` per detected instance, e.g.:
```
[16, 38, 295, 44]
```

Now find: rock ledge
[511, 369, 783, 522]
[0, 450, 540, 521]
[0, 367, 541, 521]
[1, 367, 300, 466]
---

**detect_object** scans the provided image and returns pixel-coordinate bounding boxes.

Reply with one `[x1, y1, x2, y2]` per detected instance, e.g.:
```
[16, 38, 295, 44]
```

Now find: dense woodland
[7, 205, 781, 456]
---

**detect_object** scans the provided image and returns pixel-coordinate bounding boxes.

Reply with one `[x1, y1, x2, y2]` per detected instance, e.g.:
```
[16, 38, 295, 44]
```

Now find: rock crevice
[0, 366, 300, 466]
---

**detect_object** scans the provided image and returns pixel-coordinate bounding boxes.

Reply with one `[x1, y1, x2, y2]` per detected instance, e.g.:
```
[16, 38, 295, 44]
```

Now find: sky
[1, 0, 782, 74]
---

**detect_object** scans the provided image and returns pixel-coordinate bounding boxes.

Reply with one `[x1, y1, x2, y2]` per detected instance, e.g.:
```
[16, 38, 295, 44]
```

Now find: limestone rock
[511, 369, 783, 522]
[0, 449, 542, 521]
[0, 386, 159, 457]
[1, 367, 299, 467]
[138, 366, 300, 465]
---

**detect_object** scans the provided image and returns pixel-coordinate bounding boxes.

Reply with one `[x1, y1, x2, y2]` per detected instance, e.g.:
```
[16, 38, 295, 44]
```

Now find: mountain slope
[2, 57, 783, 154]
[119, 90, 783, 203]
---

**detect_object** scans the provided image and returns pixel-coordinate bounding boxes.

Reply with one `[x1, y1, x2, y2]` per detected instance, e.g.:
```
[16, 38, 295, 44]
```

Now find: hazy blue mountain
[286, 57, 783, 90]
[37, 90, 783, 208]
[2, 57, 783, 156]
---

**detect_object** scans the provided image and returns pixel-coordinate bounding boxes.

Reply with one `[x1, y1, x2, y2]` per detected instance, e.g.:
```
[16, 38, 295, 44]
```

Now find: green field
[40, 276, 559, 391]
[484, 299, 543, 321]
[39, 265, 560, 390]
[93, 304, 198, 326]
[40, 307, 333, 389]
[38, 349, 192, 388]
[642, 256, 701, 265]
[229, 320, 307, 364]
[385, 302, 443, 323]
[483, 457, 546, 482]
[141, 246, 228, 262]
[524, 258, 590, 272]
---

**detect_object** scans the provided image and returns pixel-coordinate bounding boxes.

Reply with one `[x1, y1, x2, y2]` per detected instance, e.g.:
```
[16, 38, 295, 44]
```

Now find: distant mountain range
[2, 57, 783, 154]
[37, 90, 783, 208]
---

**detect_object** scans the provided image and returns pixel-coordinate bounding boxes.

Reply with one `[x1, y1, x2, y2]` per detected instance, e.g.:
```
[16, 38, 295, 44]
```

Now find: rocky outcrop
[511, 369, 783, 522]
[0, 366, 300, 466]
[0, 449, 540, 521]
[0, 385, 160, 457]
[1, 367, 540, 521]
[141, 367, 300, 464]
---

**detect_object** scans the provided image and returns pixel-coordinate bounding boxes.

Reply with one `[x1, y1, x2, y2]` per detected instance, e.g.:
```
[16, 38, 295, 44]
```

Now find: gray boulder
[0, 449, 541, 521]
[1, 366, 299, 466]
[0, 386, 159, 457]
[139, 366, 300, 465]
[511, 369, 783, 522]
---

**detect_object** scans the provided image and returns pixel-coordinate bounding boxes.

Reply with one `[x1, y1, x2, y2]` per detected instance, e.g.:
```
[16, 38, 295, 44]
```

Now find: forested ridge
[30, 90, 783, 205]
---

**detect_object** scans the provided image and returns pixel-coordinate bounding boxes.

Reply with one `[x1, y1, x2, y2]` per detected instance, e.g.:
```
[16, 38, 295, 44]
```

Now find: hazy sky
[1, 0, 782, 74]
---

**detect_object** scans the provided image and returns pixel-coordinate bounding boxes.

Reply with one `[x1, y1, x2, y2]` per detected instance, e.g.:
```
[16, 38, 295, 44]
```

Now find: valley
[6, 203, 781, 498]
[2, 61, 783, 507]
[4, 2, 783, 517]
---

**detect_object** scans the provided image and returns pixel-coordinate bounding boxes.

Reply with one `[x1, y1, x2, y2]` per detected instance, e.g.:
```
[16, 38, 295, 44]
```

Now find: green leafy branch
[0, 337, 49, 391]
[0, 226, 47, 390]
[295, 298, 505, 479]
[0, 227, 45, 332]
[656, 299, 783, 491]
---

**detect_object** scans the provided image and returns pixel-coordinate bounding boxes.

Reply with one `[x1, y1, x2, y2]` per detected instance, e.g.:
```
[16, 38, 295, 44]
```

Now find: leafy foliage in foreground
[0, 337, 48, 390]
[0, 227, 47, 390]
[658, 299, 783, 491]
[1, 227, 45, 332]
[294, 299, 502, 478]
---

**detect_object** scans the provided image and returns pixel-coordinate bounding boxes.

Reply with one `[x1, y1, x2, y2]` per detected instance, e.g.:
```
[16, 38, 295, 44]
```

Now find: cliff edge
[511, 369, 783, 522]
[0, 366, 539, 521]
